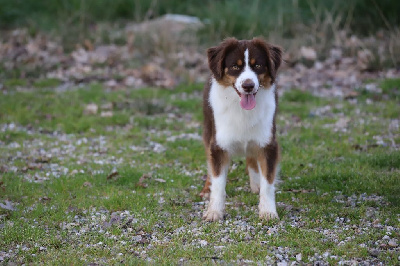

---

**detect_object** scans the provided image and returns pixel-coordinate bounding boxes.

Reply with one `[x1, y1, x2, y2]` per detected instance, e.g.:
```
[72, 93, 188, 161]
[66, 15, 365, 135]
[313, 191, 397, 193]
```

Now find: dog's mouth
[233, 84, 257, 110]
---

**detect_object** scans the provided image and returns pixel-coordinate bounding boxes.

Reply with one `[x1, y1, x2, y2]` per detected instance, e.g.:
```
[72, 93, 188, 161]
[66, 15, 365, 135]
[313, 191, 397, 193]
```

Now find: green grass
[0, 81, 399, 264]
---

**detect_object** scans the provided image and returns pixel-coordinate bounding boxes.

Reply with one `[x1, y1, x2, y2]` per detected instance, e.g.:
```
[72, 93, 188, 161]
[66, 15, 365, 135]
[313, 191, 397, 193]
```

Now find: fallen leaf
[352, 143, 378, 151]
[344, 91, 360, 99]
[39, 196, 51, 202]
[84, 39, 94, 51]
[136, 173, 151, 188]
[35, 156, 51, 163]
[107, 170, 119, 180]
[0, 166, 8, 173]
[83, 181, 92, 187]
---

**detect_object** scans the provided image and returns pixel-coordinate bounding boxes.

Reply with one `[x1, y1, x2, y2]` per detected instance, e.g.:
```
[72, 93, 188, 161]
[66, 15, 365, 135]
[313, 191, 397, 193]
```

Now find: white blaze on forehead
[234, 48, 259, 93]
[244, 49, 250, 67]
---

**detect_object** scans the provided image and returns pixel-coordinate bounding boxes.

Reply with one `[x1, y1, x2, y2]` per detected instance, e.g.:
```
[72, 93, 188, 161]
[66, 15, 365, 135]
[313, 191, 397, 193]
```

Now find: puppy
[200, 37, 283, 221]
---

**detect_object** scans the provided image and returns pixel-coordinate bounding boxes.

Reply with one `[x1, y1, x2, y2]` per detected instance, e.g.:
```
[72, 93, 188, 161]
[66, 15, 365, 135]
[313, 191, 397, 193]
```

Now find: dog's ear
[207, 38, 238, 80]
[207, 46, 223, 79]
[252, 38, 283, 84]
[269, 45, 283, 79]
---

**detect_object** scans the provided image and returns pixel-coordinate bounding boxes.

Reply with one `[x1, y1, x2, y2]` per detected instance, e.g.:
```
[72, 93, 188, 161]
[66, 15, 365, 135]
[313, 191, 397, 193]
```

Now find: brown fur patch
[206, 143, 229, 177]
[219, 70, 237, 87]
[257, 141, 280, 184]
[237, 59, 243, 66]
[246, 157, 259, 175]
[200, 175, 211, 199]
[250, 58, 256, 65]
[258, 73, 272, 88]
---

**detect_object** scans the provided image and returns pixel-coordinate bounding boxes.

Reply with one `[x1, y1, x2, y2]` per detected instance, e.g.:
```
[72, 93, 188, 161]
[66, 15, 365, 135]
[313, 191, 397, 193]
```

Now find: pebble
[199, 240, 208, 247]
[388, 239, 398, 247]
[368, 249, 379, 257]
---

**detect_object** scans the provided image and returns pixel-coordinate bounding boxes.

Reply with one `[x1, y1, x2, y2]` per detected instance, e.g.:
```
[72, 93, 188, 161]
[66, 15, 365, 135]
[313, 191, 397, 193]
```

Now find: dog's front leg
[257, 141, 280, 220]
[203, 143, 229, 221]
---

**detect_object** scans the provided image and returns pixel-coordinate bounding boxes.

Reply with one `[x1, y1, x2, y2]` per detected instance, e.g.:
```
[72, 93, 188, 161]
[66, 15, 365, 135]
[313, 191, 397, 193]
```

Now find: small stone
[199, 240, 208, 247]
[100, 111, 113, 117]
[296, 253, 302, 261]
[101, 102, 113, 110]
[133, 235, 142, 242]
[105, 79, 118, 88]
[300, 46, 317, 61]
[368, 249, 379, 257]
[388, 240, 398, 247]
[83, 103, 98, 115]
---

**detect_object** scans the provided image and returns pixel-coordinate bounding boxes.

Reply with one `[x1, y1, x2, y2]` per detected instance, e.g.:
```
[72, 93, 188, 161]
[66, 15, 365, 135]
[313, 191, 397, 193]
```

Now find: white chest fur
[209, 79, 276, 154]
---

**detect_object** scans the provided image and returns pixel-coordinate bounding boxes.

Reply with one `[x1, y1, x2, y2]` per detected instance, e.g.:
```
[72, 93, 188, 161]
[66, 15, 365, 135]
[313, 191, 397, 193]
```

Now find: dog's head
[207, 37, 282, 110]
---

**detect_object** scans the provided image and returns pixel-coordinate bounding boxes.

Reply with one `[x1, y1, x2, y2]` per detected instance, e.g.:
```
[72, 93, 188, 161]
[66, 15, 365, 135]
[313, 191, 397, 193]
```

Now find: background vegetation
[1, 0, 399, 41]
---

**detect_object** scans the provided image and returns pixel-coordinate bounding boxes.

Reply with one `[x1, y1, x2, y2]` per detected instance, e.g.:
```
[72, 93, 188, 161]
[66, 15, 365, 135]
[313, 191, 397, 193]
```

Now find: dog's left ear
[252, 38, 283, 84]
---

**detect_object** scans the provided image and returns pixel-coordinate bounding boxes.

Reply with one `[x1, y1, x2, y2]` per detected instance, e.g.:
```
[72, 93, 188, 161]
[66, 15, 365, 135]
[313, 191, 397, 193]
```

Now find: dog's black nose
[242, 79, 255, 92]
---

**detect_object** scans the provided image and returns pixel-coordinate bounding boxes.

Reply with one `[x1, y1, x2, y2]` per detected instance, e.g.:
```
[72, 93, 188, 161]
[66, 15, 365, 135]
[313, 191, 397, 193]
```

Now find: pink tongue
[240, 94, 256, 110]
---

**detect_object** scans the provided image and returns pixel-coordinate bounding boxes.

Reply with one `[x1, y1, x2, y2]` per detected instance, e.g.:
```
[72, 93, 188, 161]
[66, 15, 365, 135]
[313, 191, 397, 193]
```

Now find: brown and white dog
[200, 37, 283, 221]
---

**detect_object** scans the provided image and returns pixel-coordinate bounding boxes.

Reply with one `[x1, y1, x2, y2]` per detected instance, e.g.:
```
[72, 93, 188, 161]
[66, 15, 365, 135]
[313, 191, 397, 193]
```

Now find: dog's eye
[231, 65, 239, 70]
[255, 64, 262, 69]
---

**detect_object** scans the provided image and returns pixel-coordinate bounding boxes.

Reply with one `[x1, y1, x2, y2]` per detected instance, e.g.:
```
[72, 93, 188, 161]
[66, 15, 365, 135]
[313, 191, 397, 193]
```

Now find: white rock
[300, 46, 317, 61]
[84, 103, 98, 115]
[199, 240, 208, 247]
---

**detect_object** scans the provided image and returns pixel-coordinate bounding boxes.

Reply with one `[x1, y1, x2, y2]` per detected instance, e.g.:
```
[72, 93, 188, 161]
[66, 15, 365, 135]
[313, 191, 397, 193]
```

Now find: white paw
[259, 210, 279, 220]
[203, 209, 224, 221]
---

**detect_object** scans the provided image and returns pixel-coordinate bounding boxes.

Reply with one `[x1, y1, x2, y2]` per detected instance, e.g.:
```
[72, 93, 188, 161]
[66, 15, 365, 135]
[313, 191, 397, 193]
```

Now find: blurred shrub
[0, 0, 399, 38]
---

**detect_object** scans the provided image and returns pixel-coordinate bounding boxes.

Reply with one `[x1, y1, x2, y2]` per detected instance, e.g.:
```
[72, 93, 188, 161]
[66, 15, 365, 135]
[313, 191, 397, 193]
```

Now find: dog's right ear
[207, 38, 238, 80]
